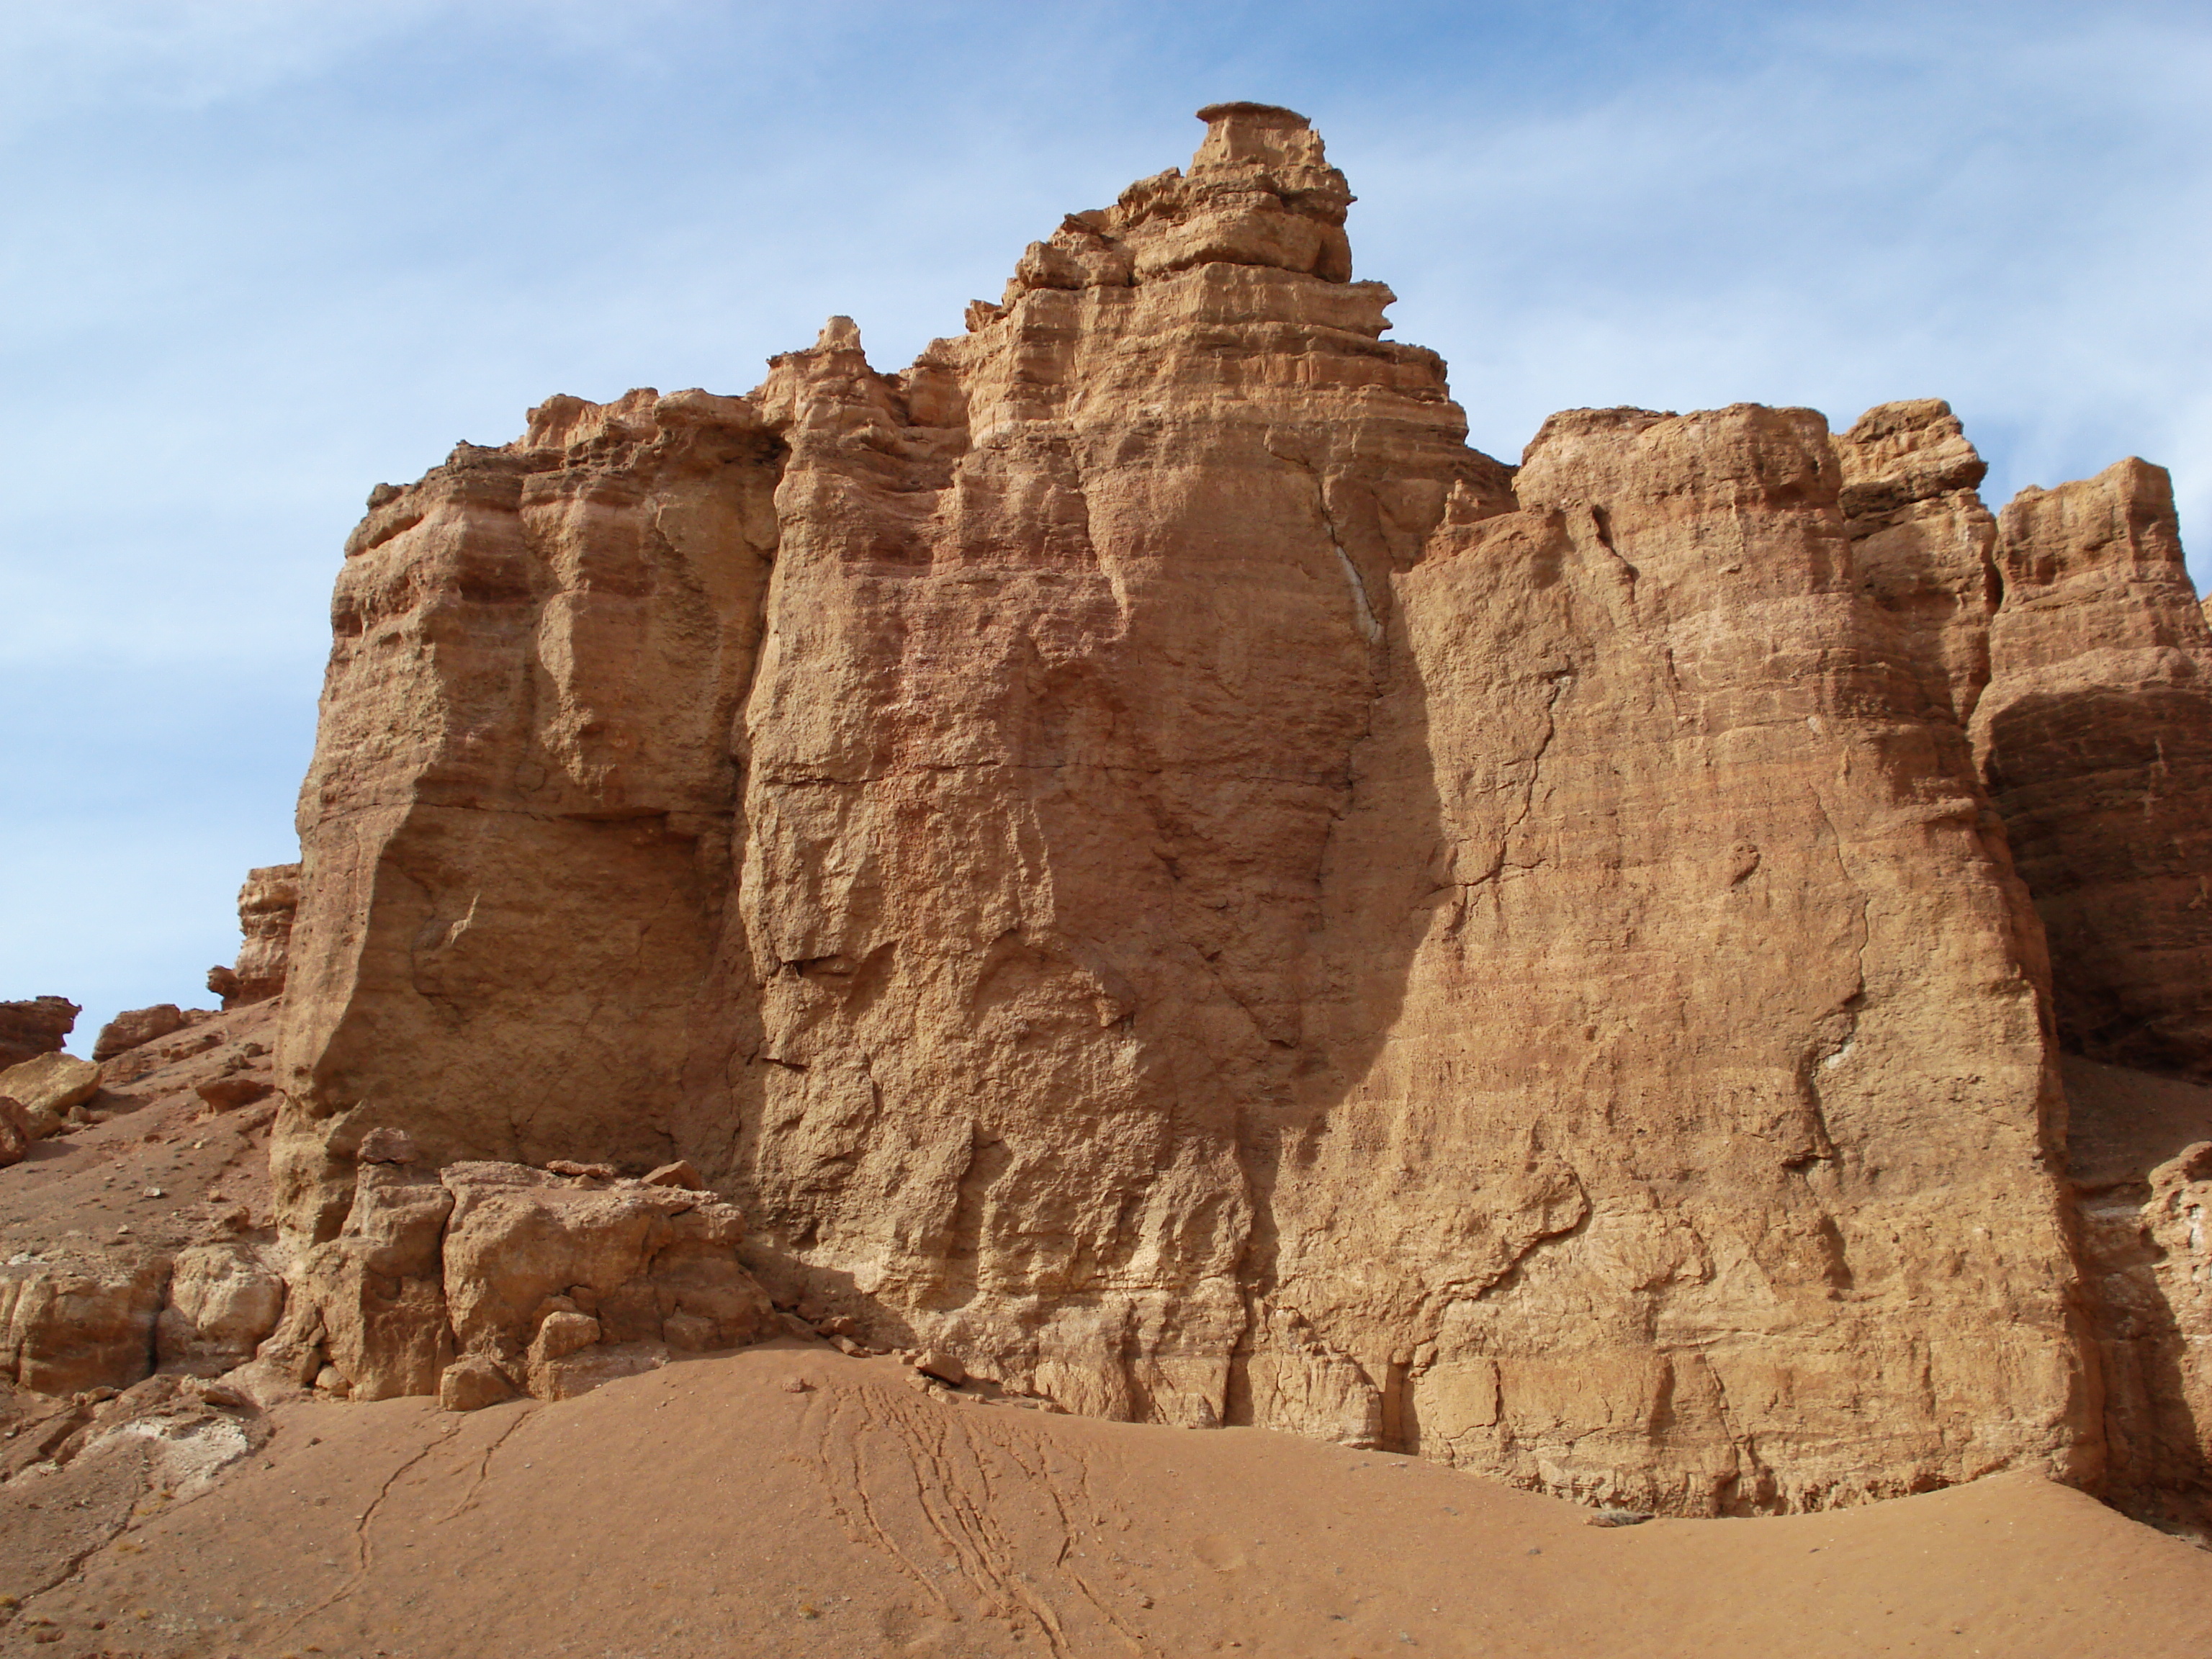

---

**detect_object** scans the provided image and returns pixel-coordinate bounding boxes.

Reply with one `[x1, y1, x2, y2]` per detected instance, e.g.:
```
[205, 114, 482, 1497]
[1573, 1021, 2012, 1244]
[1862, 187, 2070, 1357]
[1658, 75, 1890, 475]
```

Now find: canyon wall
[268, 104, 2210, 1517]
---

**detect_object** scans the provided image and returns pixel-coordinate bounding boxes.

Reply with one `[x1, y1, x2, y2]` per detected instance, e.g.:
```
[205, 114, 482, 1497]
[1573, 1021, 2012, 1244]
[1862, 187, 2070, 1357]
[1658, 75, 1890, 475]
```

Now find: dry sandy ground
[0, 1000, 279, 1262]
[2, 1340, 2207, 1659]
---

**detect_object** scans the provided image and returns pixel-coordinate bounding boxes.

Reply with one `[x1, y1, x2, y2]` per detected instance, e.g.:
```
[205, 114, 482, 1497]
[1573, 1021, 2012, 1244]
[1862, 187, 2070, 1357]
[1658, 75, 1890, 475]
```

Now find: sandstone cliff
[1976, 460, 2212, 1078]
[253, 104, 2210, 1519]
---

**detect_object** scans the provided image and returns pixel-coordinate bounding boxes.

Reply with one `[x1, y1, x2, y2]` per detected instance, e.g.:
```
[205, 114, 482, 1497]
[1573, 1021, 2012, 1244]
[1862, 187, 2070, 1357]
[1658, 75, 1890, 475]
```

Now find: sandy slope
[4, 1341, 2206, 1659]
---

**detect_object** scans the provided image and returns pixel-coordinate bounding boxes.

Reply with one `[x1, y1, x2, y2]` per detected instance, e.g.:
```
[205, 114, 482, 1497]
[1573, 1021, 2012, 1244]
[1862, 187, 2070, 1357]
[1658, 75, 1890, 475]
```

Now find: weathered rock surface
[251, 103, 2212, 1519]
[0, 1097, 30, 1169]
[1834, 397, 2000, 728]
[91, 1003, 188, 1061]
[0, 1253, 169, 1395]
[0, 1051, 102, 1138]
[275, 1161, 456, 1400]
[266, 1155, 775, 1406]
[0, 997, 77, 1069]
[1975, 460, 2212, 1079]
[2060, 1057, 2212, 1529]
[207, 863, 299, 1008]
[153, 1242, 285, 1377]
[271, 385, 781, 1246]
[440, 1161, 774, 1400]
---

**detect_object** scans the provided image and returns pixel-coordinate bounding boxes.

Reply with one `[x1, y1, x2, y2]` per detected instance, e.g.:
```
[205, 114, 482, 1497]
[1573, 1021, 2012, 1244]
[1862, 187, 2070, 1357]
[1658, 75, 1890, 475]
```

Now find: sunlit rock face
[270, 103, 2212, 1519]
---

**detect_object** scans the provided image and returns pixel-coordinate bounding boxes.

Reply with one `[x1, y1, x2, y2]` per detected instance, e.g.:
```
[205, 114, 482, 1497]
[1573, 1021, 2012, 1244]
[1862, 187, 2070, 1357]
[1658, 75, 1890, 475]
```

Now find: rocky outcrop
[274, 1160, 456, 1400]
[153, 1244, 285, 1378]
[0, 996, 290, 1407]
[1974, 460, 2212, 1079]
[0, 1254, 171, 1395]
[439, 1160, 774, 1401]
[91, 1004, 188, 1062]
[251, 103, 2154, 1517]
[264, 1141, 773, 1405]
[1834, 397, 2001, 728]
[271, 389, 781, 1246]
[0, 997, 77, 1069]
[207, 864, 300, 1009]
[0, 1052, 102, 1138]
[1248, 400, 2079, 1511]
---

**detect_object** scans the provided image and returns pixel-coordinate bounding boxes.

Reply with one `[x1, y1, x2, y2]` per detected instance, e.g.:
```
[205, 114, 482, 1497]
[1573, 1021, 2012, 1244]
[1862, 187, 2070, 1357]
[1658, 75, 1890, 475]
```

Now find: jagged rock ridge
[224, 104, 2212, 1520]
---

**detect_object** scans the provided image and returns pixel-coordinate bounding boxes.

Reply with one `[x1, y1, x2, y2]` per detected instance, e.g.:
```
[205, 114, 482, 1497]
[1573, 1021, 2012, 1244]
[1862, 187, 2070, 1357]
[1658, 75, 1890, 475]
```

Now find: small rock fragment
[642, 1159, 704, 1190]
[439, 1355, 518, 1413]
[195, 1075, 274, 1111]
[356, 1126, 420, 1165]
[1585, 1508, 1651, 1528]
[546, 1159, 616, 1179]
[914, 1347, 966, 1386]
[91, 1004, 187, 1062]
[781, 1375, 812, 1393]
[531, 1310, 603, 1365]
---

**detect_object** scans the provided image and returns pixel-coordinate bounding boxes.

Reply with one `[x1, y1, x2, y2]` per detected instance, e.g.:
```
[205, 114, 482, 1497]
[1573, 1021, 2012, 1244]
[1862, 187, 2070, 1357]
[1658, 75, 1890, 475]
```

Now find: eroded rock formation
[207, 863, 300, 1009]
[266, 1147, 772, 1406]
[0, 1053, 101, 1140]
[0, 998, 77, 1070]
[1976, 461, 2212, 1076]
[0, 102, 2166, 1521]
[91, 1004, 188, 1062]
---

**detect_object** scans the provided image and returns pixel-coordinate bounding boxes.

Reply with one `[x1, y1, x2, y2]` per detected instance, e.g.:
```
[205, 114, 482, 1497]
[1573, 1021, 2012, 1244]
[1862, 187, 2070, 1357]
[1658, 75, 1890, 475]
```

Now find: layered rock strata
[207, 863, 300, 1009]
[261, 104, 2212, 1518]
[0, 998, 77, 1070]
[1975, 462, 2212, 1077]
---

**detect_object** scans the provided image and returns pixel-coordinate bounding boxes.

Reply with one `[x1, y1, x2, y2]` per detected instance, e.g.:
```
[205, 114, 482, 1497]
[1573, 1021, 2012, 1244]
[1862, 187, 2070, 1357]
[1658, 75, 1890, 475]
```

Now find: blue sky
[5, 0, 2209, 1045]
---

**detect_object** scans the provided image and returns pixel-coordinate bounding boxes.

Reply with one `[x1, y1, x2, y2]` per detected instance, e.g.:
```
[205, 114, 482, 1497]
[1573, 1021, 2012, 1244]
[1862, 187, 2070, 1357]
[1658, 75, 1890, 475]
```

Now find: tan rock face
[266, 104, 2211, 1515]
[1974, 459, 2212, 1078]
[0, 997, 78, 1070]
[207, 863, 300, 1009]
[0, 1051, 102, 1138]
[1835, 397, 2001, 729]
[1, 1254, 170, 1395]
[93, 1004, 187, 1062]
[274, 390, 781, 1246]
[0, 1097, 30, 1168]
[153, 1243, 285, 1378]
[1252, 401, 2074, 1510]
[439, 1161, 773, 1399]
